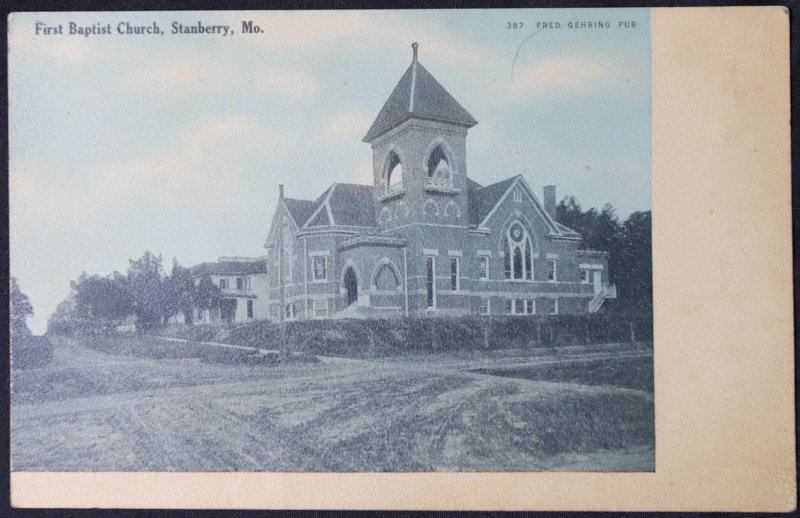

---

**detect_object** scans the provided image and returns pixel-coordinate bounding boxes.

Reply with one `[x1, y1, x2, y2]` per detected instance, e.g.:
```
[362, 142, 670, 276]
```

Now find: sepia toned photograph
[9, 8, 654, 474]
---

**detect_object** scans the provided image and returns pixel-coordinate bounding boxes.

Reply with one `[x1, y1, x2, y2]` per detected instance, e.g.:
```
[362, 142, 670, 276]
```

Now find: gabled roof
[191, 259, 267, 277]
[554, 221, 581, 237]
[466, 175, 581, 239]
[363, 51, 478, 143]
[306, 207, 331, 226]
[283, 198, 316, 227]
[466, 177, 483, 190]
[327, 183, 377, 227]
[467, 176, 518, 225]
[301, 183, 377, 229]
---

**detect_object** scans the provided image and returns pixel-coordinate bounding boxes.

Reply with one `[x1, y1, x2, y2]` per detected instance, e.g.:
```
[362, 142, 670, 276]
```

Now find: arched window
[426, 144, 452, 188]
[503, 221, 533, 280]
[373, 263, 400, 291]
[385, 151, 403, 194]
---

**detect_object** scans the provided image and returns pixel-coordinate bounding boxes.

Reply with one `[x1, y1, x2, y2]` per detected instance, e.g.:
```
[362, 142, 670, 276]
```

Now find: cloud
[263, 70, 317, 98]
[355, 162, 374, 184]
[510, 55, 608, 94]
[109, 115, 278, 205]
[502, 51, 649, 103]
[119, 62, 208, 95]
[328, 113, 371, 140]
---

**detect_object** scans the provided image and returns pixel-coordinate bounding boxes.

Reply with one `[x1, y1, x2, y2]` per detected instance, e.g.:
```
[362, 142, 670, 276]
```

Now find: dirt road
[11, 336, 654, 471]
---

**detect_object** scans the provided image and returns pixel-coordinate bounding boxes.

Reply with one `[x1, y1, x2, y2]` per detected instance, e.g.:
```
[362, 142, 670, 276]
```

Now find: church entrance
[344, 267, 358, 306]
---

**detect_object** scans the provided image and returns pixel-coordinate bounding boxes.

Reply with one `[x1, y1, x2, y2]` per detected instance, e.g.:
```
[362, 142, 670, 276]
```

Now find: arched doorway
[344, 267, 358, 306]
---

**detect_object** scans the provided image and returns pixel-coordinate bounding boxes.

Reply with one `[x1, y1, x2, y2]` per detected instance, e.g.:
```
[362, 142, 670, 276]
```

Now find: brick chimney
[543, 185, 556, 220]
[279, 184, 284, 200]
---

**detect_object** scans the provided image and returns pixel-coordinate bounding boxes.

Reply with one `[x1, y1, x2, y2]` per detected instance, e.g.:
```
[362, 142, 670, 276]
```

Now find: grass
[77, 334, 317, 365]
[474, 356, 654, 392]
[11, 334, 654, 471]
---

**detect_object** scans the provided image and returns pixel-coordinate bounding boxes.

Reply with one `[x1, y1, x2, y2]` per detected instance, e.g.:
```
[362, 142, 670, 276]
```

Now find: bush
[213, 310, 653, 358]
[11, 335, 54, 369]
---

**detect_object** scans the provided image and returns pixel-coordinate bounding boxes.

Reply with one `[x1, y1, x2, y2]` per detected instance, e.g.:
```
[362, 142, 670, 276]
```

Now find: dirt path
[11, 335, 654, 471]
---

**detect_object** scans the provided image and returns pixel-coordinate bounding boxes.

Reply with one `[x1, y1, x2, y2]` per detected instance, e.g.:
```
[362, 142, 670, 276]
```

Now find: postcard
[7, 6, 794, 511]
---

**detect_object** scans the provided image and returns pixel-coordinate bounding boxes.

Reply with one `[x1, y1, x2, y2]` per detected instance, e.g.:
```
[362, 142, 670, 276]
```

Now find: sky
[9, 8, 651, 334]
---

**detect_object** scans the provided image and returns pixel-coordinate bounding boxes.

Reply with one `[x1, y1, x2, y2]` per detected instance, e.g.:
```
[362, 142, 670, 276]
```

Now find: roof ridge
[335, 181, 372, 187]
[323, 183, 337, 225]
[363, 48, 477, 143]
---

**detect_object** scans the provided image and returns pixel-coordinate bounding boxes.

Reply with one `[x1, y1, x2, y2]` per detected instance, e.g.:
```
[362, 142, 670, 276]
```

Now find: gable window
[480, 298, 491, 315]
[478, 255, 489, 280]
[450, 257, 460, 291]
[503, 222, 534, 280]
[385, 151, 403, 194]
[247, 300, 254, 319]
[313, 256, 328, 281]
[580, 268, 590, 283]
[547, 259, 557, 282]
[313, 299, 329, 318]
[219, 279, 228, 290]
[513, 187, 523, 203]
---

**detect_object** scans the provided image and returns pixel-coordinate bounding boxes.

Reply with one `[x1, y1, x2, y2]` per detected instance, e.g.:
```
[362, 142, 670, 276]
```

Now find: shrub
[11, 335, 54, 369]
[151, 310, 652, 358]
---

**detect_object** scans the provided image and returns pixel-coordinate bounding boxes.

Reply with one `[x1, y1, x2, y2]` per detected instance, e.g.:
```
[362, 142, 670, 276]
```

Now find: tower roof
[363, 43, 478, 143]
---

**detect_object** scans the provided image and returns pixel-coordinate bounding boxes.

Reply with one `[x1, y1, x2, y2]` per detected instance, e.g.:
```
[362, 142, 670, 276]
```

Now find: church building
[264, 43, 614, 320]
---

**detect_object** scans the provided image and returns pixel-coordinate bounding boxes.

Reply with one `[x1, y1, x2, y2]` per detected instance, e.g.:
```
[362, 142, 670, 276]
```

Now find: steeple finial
[412, 42, 419, 63]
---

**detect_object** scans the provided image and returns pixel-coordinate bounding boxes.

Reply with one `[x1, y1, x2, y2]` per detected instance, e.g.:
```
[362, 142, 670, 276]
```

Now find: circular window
[510, 223, 524, 242]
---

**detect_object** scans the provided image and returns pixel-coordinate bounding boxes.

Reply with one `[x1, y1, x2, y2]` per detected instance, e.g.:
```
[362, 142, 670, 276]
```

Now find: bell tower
[363, 43, 478, 231]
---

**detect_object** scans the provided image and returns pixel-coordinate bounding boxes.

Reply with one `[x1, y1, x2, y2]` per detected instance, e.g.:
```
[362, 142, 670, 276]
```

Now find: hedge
[218, 311, 653, 358]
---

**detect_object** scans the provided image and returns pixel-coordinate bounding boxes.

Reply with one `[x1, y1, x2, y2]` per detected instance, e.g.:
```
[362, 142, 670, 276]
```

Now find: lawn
[11, 334, 654, 472]
[474, 356, 654, 392]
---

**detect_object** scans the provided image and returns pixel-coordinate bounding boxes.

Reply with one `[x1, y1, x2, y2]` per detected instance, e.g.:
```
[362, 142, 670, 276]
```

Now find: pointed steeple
[363, 43, 478, 143]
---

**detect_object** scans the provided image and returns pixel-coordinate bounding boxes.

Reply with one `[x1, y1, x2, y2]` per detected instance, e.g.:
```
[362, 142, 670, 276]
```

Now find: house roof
[467, 176, 519, 225]
[301, 183, 378, 229]
[554, 221, 581, 237]
[466, 177, 483, 190]
[328, 184, 377, 227]
[283, 198, 317, 227]
[191, 259, 267, 277]
[281, 176, 581, 239]
[363, 51, 478, 143]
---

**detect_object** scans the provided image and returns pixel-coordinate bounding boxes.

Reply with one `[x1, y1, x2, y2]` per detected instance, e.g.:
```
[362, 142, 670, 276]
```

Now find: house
[190, 256, 268, 323]
[264, 43, 615, 321]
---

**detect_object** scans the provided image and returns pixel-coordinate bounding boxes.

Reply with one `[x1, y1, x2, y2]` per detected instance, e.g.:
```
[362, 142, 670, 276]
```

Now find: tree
[73, 275, 132, 321]
[556, 196, 651, 310]
[127, 251, 168, 326]
[613, 211, 652, 312]
[167, 260, 196, 324]
[556, 195, 585, 236]
[11, 277, 33, 337]
[195, 273, 221, 316]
